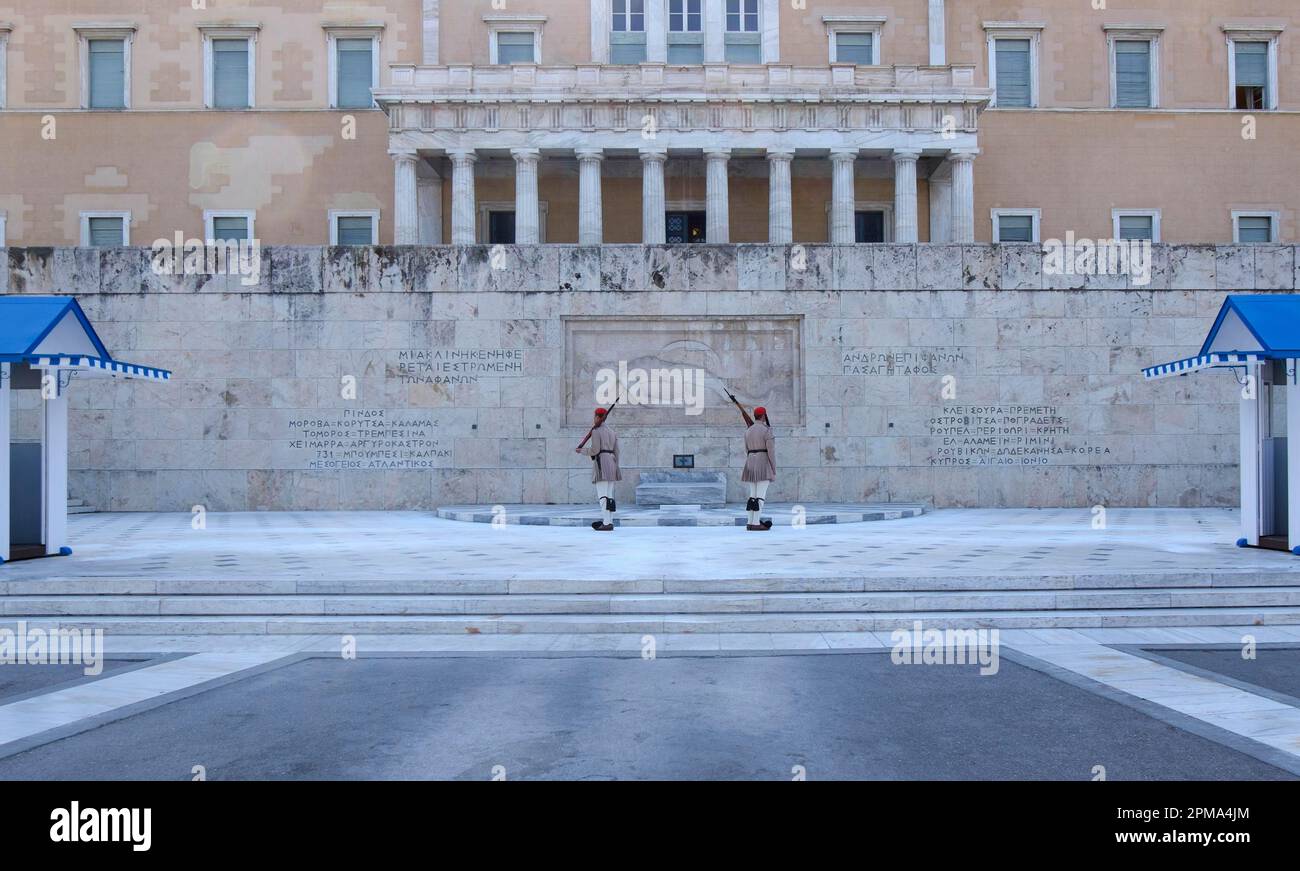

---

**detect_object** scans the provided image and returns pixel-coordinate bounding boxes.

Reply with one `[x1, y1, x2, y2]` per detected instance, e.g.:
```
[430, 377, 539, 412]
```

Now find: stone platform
[3, 509, 1300, 637]
[435, 502, 927, 527]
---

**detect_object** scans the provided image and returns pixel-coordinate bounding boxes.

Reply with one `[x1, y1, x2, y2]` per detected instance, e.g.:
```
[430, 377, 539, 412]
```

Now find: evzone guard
[576, 404, 620, 532]
[728, 389, 776, 532]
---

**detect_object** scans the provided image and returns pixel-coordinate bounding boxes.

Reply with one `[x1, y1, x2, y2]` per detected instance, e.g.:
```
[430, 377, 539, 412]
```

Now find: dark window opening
[855, 210, 885, 243]
[666, 211, 706, 243]
[488, 211, 516, 244]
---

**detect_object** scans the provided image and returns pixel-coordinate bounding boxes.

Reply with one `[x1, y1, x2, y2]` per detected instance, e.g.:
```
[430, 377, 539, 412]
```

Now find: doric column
[448, 149, 477, 245]
[640, 148, 668, 244]
[949, 149, 977, 244]
[417, 171, 443, 244]
[829, 149, 857, 245]
[512, 147, 542, 244]
[767, 148, 794, 244]
[704, 147, 731, 244]
[391, 151, 420, 245]
[892, 148, 922, 244]
[576, 148, 605, 245]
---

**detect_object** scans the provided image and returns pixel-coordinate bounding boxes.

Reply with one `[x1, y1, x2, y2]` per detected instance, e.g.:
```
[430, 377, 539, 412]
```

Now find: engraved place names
[285, 409, 452, 470]
[843, 348, 969, 376]
[393, 349, 524, 384]
[926, 405, 1109, 466]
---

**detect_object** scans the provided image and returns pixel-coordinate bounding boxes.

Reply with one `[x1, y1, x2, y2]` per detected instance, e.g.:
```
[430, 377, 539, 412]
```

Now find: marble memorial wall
[4, 243, 1294, 511]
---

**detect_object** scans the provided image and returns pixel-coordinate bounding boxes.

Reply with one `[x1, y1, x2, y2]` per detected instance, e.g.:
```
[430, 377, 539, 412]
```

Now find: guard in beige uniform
[578, 407, 621, 531]
[741, 406, 776, 531]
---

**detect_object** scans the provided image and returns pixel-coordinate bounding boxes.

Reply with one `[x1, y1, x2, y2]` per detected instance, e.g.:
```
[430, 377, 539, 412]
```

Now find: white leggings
[596, 481, 615, 525]
[747, 480, 770, 524]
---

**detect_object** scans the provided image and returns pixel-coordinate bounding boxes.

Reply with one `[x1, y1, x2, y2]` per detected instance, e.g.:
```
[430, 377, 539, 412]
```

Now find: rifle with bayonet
[721, 381, 754, 427]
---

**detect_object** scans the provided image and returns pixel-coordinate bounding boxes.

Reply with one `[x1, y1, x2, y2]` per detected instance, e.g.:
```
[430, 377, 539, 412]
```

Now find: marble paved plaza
[2, 507, 1298, 585]
[2, 507, 1300, 778]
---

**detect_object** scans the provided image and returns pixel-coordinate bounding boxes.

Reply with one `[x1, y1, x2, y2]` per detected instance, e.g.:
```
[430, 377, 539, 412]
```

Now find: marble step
[7, 606, 1300, 634]
[6, 570, 1300, 597]
[7, 587, 1300, 617]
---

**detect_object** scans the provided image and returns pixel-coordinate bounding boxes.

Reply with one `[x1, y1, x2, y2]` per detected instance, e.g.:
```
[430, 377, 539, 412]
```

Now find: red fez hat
[754, 407, 767, 418]
[595, 407, 608, 416]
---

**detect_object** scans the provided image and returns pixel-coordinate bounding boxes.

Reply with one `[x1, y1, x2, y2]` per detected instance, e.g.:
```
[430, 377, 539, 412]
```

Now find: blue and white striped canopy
[1142, 352, 1266, 381]
[0, 296, 171, 381]
[1143, 295, 1299, 381]
[27, 354, 171, 382]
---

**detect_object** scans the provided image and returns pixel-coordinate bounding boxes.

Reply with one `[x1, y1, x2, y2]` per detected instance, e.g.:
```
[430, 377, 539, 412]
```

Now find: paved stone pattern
[435, 502, 927, 526]
[5, 244, 1286, 511]
[2, 507, 1297, 586]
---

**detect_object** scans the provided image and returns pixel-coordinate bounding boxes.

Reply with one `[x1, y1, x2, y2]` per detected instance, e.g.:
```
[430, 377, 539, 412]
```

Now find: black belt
[748, 449, 768, 454]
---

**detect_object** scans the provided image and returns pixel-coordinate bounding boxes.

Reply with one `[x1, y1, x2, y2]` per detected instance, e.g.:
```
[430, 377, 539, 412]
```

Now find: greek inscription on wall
[284, 410, 452, 471]
[842, 348, 970, 376]
[391, 349, 525, 384]
[927, 405, 1110, 467]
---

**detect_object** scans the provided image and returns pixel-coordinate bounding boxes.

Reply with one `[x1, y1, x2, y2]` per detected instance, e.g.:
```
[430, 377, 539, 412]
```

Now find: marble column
[829, 149, 857, 245]
[576, 148, 605, 245]
[892, 148, 922, 244]
[512, 147, 542, 244]
[767, 148, 794, 244]
[448, 149, 477, 245]
[640, 148, 668, 244]
[949, 149, 977, 244]
[391, 151, 420, 245]
[417, 171, 443, 244]
[704, 147, 731, 244]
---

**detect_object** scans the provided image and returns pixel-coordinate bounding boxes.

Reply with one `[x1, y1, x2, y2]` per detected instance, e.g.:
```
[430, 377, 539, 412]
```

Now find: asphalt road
[0, 652, 1292, 780]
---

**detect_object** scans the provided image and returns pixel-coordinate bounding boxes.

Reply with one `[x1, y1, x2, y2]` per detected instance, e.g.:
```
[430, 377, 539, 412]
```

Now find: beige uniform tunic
[585, 425, 621, 483]
[741, 422, 776, 482]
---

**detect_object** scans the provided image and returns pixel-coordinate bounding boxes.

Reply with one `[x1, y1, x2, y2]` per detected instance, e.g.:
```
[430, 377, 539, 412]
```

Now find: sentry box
[1143, 295, 1300, 555]
[0, 297, 171, 564]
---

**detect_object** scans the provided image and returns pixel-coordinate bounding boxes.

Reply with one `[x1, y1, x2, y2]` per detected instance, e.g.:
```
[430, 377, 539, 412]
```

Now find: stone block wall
[4, 243, 1295, 511]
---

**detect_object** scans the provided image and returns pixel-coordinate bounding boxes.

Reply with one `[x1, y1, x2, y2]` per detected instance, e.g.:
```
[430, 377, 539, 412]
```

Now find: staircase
[5, 572, 1300, 635]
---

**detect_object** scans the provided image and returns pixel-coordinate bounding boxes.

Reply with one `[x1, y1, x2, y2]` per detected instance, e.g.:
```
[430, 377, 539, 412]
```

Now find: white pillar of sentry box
[43, 373, 68, 556]
[1288, 366, 1300, 554]
[1239, 362, 1263, 547]
[0, 363, 10, 562]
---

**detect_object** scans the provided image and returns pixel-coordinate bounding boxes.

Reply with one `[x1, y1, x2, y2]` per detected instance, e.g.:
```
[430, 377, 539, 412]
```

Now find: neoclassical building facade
[0, 1, 1297, 247]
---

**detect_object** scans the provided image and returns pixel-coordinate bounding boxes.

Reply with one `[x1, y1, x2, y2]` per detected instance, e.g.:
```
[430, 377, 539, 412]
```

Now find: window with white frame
[824, 17, 883, 66]
[1106, 26, 1162, 109]
[487, 16, 545, 65]
[326, 26, 382, 109]
[984, 23, 1042, 108]
[668, 0, 703, 64]
[725, 0, 760, 63]
[201, 27, 257, 109]
[77, 26, 135, 109]
[610, 0, 646, 64]
[330, 211, 380, 245]
[1225, 27, 1281, 111]
[204, 210, 255, 243]
[1233, 211, 1279, 244]
[0, 211, 7, 246]
[991, 209, 1040, 243]
[1112, 210, 1161, 242]
[80, 212, 130, 247]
